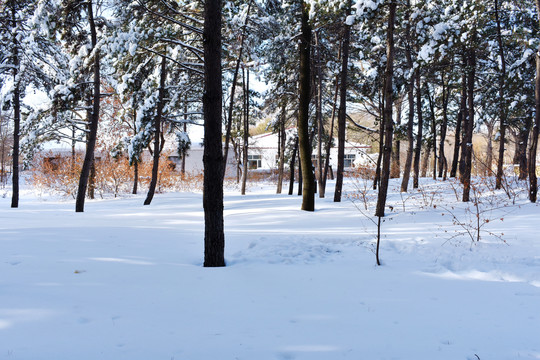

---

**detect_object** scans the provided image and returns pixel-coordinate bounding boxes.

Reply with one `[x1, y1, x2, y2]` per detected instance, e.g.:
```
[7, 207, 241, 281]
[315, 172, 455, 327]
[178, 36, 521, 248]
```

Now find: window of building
[344, 154, 356, 168]
[248, 154, 262, 169]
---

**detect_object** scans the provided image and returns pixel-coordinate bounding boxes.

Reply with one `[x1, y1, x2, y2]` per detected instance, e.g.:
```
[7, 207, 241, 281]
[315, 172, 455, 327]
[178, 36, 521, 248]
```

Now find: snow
[1, 176, 539, 359]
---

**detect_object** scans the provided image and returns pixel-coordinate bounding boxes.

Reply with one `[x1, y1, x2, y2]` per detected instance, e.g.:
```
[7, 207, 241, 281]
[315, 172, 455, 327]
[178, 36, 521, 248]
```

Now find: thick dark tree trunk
[75, 2, 100, 213]
[298, 1, 315, 211]
[374, 0, 396, 218]
[203, 0, 225, 267]
[10, 1, 20, 208]
[288, 136, 298, 196]
[412, 71, 423, 189]
[333, 0, 351, 203]
[144, 55, 167, 205]
[495, 0, 508, 190]
[462, 45, 476, 202]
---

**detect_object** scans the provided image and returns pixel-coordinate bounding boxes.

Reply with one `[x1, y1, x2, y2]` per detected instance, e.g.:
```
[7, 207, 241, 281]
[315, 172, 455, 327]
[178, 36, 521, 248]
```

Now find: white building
[246, 131, 372, 171]
[175, 131, 372, 175]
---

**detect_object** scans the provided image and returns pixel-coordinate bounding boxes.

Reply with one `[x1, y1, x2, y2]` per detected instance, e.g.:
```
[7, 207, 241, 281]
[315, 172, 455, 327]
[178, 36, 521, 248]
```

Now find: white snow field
[1, 177, 539, 360]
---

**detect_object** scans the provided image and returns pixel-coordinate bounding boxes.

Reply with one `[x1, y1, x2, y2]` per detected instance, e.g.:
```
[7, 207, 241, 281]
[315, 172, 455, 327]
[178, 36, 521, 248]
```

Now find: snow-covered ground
[1, 176, 539, 359]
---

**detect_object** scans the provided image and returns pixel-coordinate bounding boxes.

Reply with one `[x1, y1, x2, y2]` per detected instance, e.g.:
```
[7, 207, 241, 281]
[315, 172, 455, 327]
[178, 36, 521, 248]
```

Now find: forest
[1, 1, 540, 358]
[0, 0, 539, 267]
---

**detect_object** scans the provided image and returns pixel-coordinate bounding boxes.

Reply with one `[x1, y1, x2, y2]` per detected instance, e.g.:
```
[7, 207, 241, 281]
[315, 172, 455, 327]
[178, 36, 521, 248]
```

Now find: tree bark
[421, 147, 430, 178]
[529, 1, 540, 202]
[462, 45, 476, 202]
[203, 0, 225, 267]
[390, 97, 402, 179]
[75, 1, 100, 213]
[333, 0, 352, 203]
[458, 53, 469, 183]
[449, 92, 463, 178]
[495, 0, 508, 190]
[288, 136, 298, 195]
[374, 0, 396, 218]
[438, 72, 449, 180]
[513, 116, 532, 180]
[240, 67, 249, 195]
[276, 105, 286, 194]
[315, 31, 325, 198]
[144, 55, 167, 205]
[298, 1, 315, 211]
[427, 89, 437, 180]
[132, 160, 139, 194]
[10, 0, 20, 208]
[412, 71, 423, 189]
[400, 0, 415, 192]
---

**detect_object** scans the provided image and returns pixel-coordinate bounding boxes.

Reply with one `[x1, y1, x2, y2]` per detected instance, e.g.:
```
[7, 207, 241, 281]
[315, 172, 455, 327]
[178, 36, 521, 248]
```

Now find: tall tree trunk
[276, 106, 286, 194]
[10, 1, 20, 208]
[88, 156, 96, 199]
[333, 0, 352, 203]
[427, 88, 437, 180]
[485, 122, 494, 176]
[495, 0, 508, 190]
[288, 136, 298, 195]
[203, 0, 225, 267]
[297, 153, 303, 196]
[75, 2, 100, 213]
[241, 67, 249, 195]
[412, 71, 423, 189]
[373, 105, 384, 190]
[132, 160, 139, 194]
[450, 94, 463, 178]
[514, 116, 532, 180]
[401, 0, 415, 192]
[451, 66, 467, 179]
[181, 102, 188, 175]
[529, 1, 540, 202]
[223, 0, 252, 177]
[438, 72, 449, 180]
[390, 96, 402, 179]
[375, 0, 396, 218]
[323, 75, 339, 194]
[144, 55, 167, 205]
[458, 53, 469, 183]
[315, 31, 325, 198]
[421, 147, 430, 178]
[462, 44, 476, 202]
[298, 1, 315, 211]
